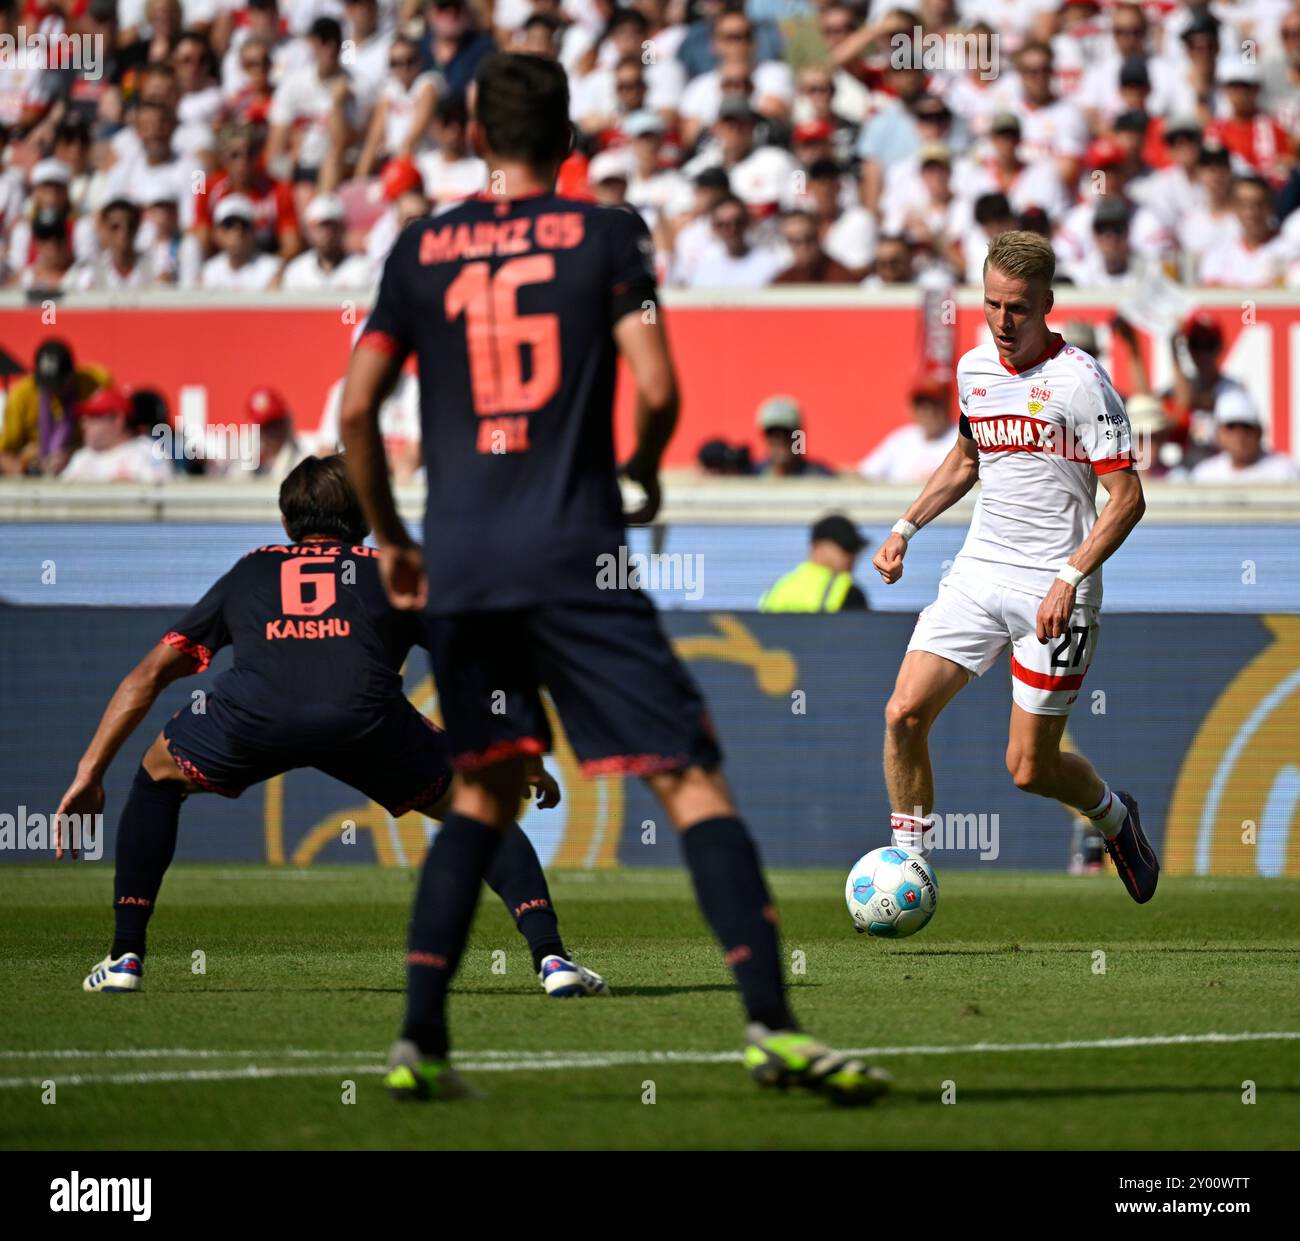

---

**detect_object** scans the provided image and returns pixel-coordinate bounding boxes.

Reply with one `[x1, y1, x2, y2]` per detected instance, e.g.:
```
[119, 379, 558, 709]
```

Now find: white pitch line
[0, 1031, 1296, 1089]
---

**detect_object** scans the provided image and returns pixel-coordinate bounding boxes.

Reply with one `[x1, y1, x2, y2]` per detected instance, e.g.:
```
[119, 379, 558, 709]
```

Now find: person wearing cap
[587, 148, 633, 206]
[965, 113, 1070, 226]
[417, 94, 488, 207]
[0, 339, 112, 476]
[60, 388, 172, 485]
[668, 165, 732, 285]
[759, 514, 869, 612]
[882, 142, 964, 256]
[1207, 58, 1294, 189]
[877, 94, 966, 225]
[281, 194, 371, 289]
[754, 394, 835, 477]
[364, 159, 433, 271]
[1135, 113, 1204, 227]
[1066, 197, 1144, 286]
[1077, 4, 1180, 127]
[857, 380, 956, 484]
[201, 194, 282, 289]
[1163, 310, 1247, 463]
[244, 386, 308, 480]
[355, 33, 442, 180]
[624, 110, 691, 239]
[266, 17, 359, 204]
[5, 160, 91, 278]
[773, 208, 856, 284]
[1189, 388, 1300, 482]
[69, 198, 159, 291]
[1198, 174, 1288, 287]
[197, 123, 302, 261]
[688, 193, 784, 288]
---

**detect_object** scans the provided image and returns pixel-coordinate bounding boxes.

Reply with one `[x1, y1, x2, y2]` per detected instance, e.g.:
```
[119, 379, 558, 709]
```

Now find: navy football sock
[484, 825, 566, 972]
[402, 813, 503, 1058]
[680, 816, 795, 1032]
[111, 765, 184, 960]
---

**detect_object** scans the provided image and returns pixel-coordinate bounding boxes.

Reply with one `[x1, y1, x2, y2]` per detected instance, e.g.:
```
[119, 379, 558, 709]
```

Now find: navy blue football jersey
[359, 193, 658, 613]
[162, 540, 425, 746]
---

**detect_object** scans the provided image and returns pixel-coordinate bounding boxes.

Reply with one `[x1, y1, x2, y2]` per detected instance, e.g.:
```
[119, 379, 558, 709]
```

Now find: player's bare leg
[83, 731, 201, 993]
[883, 651, 969, 855]
[386, 758, 523, 1101]
[646, 766, 890, 1105]
[1005, 706, 1158, 902]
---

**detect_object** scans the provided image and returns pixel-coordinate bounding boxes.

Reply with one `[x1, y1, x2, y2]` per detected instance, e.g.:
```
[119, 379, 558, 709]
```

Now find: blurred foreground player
[55, 456, 606, 1000]
[873, 231, 1158, 903]
[340, 52, 888, 1105]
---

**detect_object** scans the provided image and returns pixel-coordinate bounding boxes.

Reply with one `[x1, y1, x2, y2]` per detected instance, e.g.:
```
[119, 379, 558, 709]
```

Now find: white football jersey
[953, 335, 1133, 607]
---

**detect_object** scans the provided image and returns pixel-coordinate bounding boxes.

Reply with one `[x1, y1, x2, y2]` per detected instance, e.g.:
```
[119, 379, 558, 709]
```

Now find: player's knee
[1006, 749, 1054, 795]
[452, 758, 528, 828]
[647, 765, 734, 830]
[885, 693, 930, 741]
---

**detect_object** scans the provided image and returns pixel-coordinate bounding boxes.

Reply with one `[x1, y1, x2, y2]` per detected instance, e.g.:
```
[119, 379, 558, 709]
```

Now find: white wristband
[892, 519, 919, 542]
[1057, 564, 1085, 588]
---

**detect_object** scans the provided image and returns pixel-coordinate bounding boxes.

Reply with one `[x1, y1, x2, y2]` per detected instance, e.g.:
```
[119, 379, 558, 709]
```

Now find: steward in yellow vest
[759, 514, 870, 612]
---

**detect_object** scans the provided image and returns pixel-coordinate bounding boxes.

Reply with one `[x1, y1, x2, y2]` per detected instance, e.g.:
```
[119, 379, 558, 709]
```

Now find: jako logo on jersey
[970, 387, 987, 397]
[49, 1172, 151, 1222]
[265, 618, 352, 640]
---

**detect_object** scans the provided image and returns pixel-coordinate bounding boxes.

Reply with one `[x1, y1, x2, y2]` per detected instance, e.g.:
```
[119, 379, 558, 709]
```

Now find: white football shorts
[905, 571, 1100, 716]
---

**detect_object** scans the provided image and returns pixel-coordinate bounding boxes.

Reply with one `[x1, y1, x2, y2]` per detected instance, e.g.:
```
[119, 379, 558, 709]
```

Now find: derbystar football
[845, 847, 939, 937]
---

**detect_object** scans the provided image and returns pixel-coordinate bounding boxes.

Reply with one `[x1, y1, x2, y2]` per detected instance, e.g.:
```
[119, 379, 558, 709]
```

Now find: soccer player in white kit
[873, 231, 1159, 903]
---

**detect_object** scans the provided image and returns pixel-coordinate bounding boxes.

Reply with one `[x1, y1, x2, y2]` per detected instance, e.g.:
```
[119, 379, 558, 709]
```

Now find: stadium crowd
[2, 0, 1300, 482]
[3, 0, 1300, 291]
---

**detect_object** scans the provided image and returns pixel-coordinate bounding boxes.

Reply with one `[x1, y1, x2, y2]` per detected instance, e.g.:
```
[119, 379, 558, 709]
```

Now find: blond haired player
[873, 231, 1159, 902]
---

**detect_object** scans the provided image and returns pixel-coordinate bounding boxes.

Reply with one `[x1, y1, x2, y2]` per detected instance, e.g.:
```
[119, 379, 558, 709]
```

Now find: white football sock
[1082, 784, 1127, 839]
[890, 812, 931, 857]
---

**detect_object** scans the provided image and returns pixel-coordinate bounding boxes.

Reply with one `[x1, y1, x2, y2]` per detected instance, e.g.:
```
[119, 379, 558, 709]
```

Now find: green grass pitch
[2, 865, 1298, 1150]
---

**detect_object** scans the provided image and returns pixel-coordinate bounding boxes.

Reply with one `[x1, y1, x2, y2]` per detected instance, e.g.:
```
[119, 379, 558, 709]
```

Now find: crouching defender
[54, 455, 606, 1000]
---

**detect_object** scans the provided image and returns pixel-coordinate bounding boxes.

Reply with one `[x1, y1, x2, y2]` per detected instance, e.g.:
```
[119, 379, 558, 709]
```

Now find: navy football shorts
[426, 599, 722, 777]
[163, 697, 453, 815]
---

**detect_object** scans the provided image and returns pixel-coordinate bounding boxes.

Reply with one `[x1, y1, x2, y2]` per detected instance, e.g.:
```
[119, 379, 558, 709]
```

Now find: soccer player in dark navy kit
[56, 455, 606, 1000]
[340, 52, 888, 1104]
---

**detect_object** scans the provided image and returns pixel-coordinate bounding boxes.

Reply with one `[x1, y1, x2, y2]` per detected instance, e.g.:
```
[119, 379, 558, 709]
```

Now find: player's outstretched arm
[1035, 466, 1145, 641]
[873, 435, 980, 584]
[339, 343, 426, 610]
[54, 643, 197, 853]
[615, 310, 680, 526]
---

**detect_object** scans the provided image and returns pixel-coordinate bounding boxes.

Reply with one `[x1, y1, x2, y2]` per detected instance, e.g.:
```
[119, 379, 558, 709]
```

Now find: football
[845, 847, 939, 938]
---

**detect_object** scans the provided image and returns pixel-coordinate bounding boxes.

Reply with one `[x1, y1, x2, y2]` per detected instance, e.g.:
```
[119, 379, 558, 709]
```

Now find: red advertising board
[1, 295, 1292, 466]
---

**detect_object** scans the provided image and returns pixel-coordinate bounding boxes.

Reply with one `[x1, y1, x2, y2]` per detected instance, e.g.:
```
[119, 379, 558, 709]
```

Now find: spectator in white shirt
[1179, 140, 1237, 264]
[417, 95, 487, 207]
[61, 388, 172, 484]
[688, 194, 783, 289]
[69, 199, 160, 291]
[266, 17, 359, 209]
[678, 11, 793, 150]
[201, 193, 282, 289]
[1199, 174, 1289, 287]
[281, 193, 371, 289]
[355, 33, 440, 178]
[1190, 387, 1300, 482]
[858, 380, 957, 484]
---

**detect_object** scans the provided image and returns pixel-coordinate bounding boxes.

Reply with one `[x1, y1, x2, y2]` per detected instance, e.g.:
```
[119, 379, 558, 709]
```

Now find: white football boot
[538, 954, 610, 998]
[83, 952, 143, 993]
